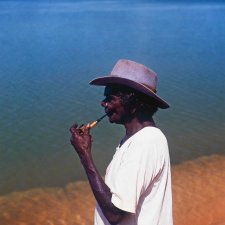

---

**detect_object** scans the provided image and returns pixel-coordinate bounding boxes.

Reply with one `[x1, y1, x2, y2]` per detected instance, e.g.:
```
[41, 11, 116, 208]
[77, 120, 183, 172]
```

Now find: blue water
[0, 1, 225, 195]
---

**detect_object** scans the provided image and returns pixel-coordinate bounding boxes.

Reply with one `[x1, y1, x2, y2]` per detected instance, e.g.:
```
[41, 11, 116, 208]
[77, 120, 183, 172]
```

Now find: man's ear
[130, 107, 137, 115]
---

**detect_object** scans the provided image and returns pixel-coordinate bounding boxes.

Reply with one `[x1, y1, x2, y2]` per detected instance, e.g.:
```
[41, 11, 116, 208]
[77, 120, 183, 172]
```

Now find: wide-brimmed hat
[89, 59, 169, 109]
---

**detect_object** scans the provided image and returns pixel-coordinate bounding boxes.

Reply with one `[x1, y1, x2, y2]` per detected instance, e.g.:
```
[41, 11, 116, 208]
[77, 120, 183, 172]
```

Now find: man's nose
[101, 100, 108, 107]
[101, 101, 107, 107]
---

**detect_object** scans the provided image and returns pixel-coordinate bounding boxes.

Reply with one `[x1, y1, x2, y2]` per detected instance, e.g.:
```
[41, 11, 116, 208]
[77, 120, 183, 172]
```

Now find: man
[70, 59, 173, 225]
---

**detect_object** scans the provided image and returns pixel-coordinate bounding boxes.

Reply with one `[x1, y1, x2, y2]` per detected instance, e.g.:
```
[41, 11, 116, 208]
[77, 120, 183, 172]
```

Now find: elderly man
[70, 59, 173, 225]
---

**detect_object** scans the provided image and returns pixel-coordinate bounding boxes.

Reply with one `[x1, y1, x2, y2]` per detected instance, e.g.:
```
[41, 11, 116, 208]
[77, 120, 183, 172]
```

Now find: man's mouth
[105, 108, 113, 116]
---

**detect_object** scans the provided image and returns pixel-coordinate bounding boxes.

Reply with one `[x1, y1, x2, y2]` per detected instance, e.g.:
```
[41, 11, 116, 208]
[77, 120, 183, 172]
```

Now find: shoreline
[1, 154, 225, 225]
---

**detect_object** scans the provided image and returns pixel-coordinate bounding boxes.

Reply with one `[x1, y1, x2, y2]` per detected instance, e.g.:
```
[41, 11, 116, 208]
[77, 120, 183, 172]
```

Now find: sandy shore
[1, 154, 225, 225]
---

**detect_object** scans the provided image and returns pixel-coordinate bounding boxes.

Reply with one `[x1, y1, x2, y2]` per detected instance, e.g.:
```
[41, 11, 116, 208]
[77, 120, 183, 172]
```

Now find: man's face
[101, 86, 130, 124]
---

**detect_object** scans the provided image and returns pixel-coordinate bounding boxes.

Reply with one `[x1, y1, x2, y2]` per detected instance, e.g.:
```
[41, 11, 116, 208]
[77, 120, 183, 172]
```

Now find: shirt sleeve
[110, 132, 166, 213]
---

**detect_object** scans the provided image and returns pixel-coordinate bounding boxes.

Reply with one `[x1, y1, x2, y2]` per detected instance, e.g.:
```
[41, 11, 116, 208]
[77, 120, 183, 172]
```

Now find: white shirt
[94, 127, 173, 225]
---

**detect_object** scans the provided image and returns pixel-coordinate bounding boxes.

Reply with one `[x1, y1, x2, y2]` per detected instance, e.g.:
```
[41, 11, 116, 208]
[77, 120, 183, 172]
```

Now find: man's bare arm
[70, 124, 130, 224]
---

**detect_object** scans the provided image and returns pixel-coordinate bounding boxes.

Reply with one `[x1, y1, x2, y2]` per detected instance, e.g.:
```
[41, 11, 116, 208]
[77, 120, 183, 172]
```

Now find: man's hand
[69, 123, 92, 158]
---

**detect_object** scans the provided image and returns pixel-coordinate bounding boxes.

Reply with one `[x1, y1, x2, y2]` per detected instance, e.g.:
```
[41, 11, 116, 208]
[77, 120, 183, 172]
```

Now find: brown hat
[89, 59, 169, 109]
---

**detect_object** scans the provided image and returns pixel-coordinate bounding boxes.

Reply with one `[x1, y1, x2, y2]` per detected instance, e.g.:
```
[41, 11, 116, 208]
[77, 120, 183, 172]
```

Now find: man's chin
[108, 117, 115, 123]
[108, 115, 117, 124]
[107, 113, 123, 124]
[108, 118, 123, 125]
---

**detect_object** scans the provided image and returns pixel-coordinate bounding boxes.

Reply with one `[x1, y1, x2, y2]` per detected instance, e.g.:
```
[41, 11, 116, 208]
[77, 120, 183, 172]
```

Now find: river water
[0, 1, 225, 197]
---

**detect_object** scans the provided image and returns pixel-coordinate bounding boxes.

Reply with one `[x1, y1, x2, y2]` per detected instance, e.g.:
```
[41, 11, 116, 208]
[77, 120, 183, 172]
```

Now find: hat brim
[89, 76, 170, 109]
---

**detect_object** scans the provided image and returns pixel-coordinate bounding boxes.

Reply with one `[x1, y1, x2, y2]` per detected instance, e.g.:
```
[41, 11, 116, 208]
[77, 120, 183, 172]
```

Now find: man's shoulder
[134, 126, 166, 142]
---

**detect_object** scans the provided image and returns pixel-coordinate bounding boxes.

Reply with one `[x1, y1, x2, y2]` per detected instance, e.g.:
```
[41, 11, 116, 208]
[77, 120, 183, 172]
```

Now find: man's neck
[124, 117, 155, 139]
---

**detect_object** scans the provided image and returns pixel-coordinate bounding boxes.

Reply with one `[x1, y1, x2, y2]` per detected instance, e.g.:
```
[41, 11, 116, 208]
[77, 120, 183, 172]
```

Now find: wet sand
[1, 154, 225, 225]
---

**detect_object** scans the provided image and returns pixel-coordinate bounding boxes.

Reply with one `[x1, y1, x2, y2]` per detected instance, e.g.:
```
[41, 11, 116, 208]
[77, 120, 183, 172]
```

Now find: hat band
[141, 83, 157, 93]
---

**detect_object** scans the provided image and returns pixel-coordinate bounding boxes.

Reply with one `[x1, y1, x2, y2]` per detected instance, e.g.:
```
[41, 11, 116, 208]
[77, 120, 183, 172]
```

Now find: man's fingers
[69, 123, 78, 133]
[82, 126, 90, 135]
